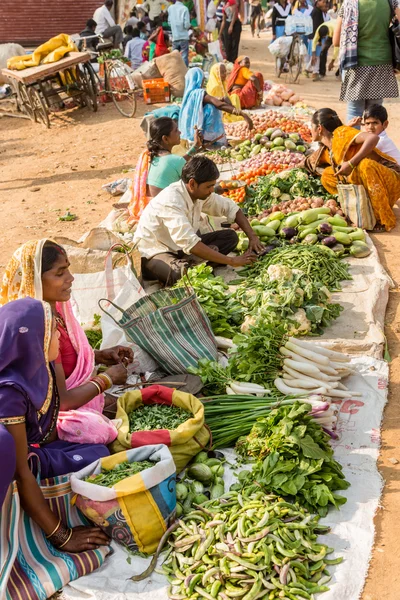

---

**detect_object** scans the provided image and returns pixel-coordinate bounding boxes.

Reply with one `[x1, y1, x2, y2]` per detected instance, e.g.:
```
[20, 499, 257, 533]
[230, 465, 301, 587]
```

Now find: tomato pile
[232, 164, 288, 185]
[219, 181, 246, 203]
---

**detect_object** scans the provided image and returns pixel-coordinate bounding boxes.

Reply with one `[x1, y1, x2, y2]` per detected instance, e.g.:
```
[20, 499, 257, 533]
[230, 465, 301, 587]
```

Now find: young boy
[348, 105, 400, 164]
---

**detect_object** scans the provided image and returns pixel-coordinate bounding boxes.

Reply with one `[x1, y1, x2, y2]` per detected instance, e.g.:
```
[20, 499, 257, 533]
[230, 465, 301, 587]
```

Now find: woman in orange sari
[226, 56, 264, 110]
[310, 108, 400, 231]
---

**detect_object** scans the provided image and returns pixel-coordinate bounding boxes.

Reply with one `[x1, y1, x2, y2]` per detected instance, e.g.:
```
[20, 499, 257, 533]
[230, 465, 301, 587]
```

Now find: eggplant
[302, 233, 318, 245]
[318, 222, 333, 235]
[260, 136, 269, 145]
[331, 243, 345, 255]
[349, 242, 371, 258]
[321, 236, 337, 247]
[270, 129, 284, 140]
[259, 244, 278, 256]
[317, 233, 326, 241]
[207, 450, 225, 460]
[280, 227, 297, 240]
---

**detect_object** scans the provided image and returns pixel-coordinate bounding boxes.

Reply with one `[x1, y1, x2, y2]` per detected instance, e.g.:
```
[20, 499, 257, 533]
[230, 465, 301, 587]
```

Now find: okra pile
[163, 490, 342, 600]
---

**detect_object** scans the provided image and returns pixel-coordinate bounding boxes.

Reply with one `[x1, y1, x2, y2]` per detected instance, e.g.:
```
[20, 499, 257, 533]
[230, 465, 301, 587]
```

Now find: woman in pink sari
[0, 239, 133, 445]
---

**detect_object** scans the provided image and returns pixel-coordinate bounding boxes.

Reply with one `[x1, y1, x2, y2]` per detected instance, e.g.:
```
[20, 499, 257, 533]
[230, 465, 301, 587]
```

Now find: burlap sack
[154, 50, 187, 97]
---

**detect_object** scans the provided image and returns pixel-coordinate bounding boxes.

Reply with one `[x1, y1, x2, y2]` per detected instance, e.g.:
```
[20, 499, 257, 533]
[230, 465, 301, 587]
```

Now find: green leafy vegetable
[236, 402, 350, 516]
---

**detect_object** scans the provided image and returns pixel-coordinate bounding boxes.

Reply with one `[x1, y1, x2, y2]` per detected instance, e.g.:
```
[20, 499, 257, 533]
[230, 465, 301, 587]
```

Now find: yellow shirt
[312, 20, 339, 60]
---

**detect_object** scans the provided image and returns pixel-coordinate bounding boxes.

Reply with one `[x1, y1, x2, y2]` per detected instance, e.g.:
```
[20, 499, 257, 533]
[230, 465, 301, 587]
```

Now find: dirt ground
[1, 28, 400, 599]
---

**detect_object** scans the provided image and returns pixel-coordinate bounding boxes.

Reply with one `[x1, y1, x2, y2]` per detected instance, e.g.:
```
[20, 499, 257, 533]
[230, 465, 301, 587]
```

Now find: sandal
[371, 224, 386, 233]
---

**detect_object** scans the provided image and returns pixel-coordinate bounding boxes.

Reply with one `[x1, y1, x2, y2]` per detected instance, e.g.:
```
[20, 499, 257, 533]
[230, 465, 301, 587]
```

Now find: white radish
[231, 381, 268, 392]
[282, 377, 322, 390]
[336, 383, 348, 390]
[283, 365, 339, 388]
[281, 348, 339, 376]
[229, 382, 255, 395]
[285, 341, 330, 366]
[283, 357, 323, 376]
[283, 360, 340, 385]
[274, 377, 327, 396]
[282, 376, 338, 391]
[226, 386, 235, 395]
[283, 358, 331, 380]
[323, 389, 362, 398]
[330, 362, 357, 374]
[288, 338, 350, 362]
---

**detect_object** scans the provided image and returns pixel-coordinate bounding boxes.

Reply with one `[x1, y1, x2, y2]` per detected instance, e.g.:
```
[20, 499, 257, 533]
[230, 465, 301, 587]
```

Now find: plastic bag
[71, 445, 176, 554]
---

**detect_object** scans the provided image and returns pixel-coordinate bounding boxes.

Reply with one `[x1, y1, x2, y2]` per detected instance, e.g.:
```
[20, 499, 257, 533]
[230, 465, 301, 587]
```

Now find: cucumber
[333, 231, 352, 245]
[298, 207, 331, 225]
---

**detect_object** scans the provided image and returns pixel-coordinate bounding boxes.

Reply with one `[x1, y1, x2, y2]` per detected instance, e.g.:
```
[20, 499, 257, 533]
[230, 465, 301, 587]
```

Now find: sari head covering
[127, 150, 152, 223]
[155, 28, 169, 57]
[227, 55, 248, 92]
[178, 67, 226, 143]
[0, 297, 54, 419]
[206, 63, 243, 123]
[0, 240, 118, 445]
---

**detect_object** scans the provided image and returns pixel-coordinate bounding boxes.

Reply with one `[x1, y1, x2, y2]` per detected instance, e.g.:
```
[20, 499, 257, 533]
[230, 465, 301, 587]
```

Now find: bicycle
[275, 31, 304, 84]
[79, 35, 137, 118]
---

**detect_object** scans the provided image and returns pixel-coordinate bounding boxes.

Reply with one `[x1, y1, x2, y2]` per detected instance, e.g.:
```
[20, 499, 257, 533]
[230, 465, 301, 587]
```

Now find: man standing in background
[93, 0, 123, 48]
[168, 0, 191, 66]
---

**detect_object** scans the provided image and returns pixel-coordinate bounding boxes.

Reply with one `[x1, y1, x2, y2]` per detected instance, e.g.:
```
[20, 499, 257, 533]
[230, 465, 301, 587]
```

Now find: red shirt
[55, 323, 78, 379]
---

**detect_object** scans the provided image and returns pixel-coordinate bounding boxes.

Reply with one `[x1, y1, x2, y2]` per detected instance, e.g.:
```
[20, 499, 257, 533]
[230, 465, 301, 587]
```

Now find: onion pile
[232, 151, 304, 184]
[225, 111, 312, 142]
[258, 197, 344, 218]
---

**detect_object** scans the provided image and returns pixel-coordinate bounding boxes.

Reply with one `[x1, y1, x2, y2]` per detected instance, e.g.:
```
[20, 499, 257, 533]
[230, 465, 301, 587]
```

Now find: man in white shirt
[93, 0, 123, 48]
[142, 0, 165, 24]
[134, 156, 263, 284]
[168, 0, 191, 66]
[348, 105, 400, 164]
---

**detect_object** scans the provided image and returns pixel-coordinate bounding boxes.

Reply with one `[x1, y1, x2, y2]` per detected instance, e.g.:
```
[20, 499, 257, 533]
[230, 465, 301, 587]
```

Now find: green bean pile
[239, 245, 352, 292]
[84, 460, 154, 487]
[163, 489, 342, 600]
[129, 404, 189, 433]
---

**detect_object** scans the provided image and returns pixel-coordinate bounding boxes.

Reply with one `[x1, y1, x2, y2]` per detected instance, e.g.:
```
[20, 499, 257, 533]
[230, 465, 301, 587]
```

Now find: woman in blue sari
[178, 67, 254, 145]
[0, 297, 109, 553]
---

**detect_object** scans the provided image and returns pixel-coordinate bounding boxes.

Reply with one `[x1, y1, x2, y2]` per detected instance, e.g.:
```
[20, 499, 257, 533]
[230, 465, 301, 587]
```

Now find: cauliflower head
[287, 308, 311, 334]
[267, 264, 293, 283]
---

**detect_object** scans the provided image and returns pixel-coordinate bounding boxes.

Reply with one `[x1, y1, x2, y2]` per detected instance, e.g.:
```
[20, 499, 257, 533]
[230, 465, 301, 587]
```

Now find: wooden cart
[1, 52, 97, 128]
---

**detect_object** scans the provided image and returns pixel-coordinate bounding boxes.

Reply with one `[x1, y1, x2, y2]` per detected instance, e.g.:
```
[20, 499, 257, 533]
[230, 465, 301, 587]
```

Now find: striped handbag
[99, 287, 218, 374]
[0, 467, 110, 600]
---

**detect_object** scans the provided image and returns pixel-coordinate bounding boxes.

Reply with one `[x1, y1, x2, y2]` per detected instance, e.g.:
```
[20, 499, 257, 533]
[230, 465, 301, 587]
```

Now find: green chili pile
[84, 460, 154, 487]
[129, 404, 189, 433]
[162, 489, 342, 600]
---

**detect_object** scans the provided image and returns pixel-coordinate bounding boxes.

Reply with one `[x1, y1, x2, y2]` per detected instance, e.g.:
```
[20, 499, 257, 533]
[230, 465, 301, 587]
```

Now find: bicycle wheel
[79, 62, 98, 112]
[275, 56, 283, 78]
[106, 60, 137, 118]
[288, 37, 303, 84]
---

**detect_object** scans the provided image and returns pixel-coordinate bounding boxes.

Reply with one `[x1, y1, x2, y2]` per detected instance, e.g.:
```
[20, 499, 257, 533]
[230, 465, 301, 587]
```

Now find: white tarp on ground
[316, 236, 392, 358]
[63, 356, 388, 600]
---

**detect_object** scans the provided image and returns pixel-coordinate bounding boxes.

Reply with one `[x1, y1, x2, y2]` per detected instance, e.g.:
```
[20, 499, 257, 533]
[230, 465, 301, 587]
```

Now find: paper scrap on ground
[64, 356, 388, 600]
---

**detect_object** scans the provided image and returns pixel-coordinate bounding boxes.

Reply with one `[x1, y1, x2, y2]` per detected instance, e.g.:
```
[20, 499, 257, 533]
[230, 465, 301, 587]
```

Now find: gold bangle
[348, 160, 356, 170]
[46, 519, 61, 539]
[58, 528, 73, 549]
[89, 380, 102, 395]
[98, 373, 113, 390]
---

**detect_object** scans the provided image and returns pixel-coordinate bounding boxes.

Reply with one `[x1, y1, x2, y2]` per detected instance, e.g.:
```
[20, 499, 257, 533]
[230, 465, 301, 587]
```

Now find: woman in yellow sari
[206, 62, 243, 123]
[310, 108, 400, 231]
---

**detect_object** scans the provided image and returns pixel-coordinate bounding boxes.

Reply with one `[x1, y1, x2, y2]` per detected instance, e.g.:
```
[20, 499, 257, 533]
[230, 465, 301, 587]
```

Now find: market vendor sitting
[134, 156, 263, 284]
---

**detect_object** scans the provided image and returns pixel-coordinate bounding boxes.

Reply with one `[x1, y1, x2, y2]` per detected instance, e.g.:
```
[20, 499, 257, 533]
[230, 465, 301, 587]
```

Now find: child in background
[348, 105, 400, 165]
